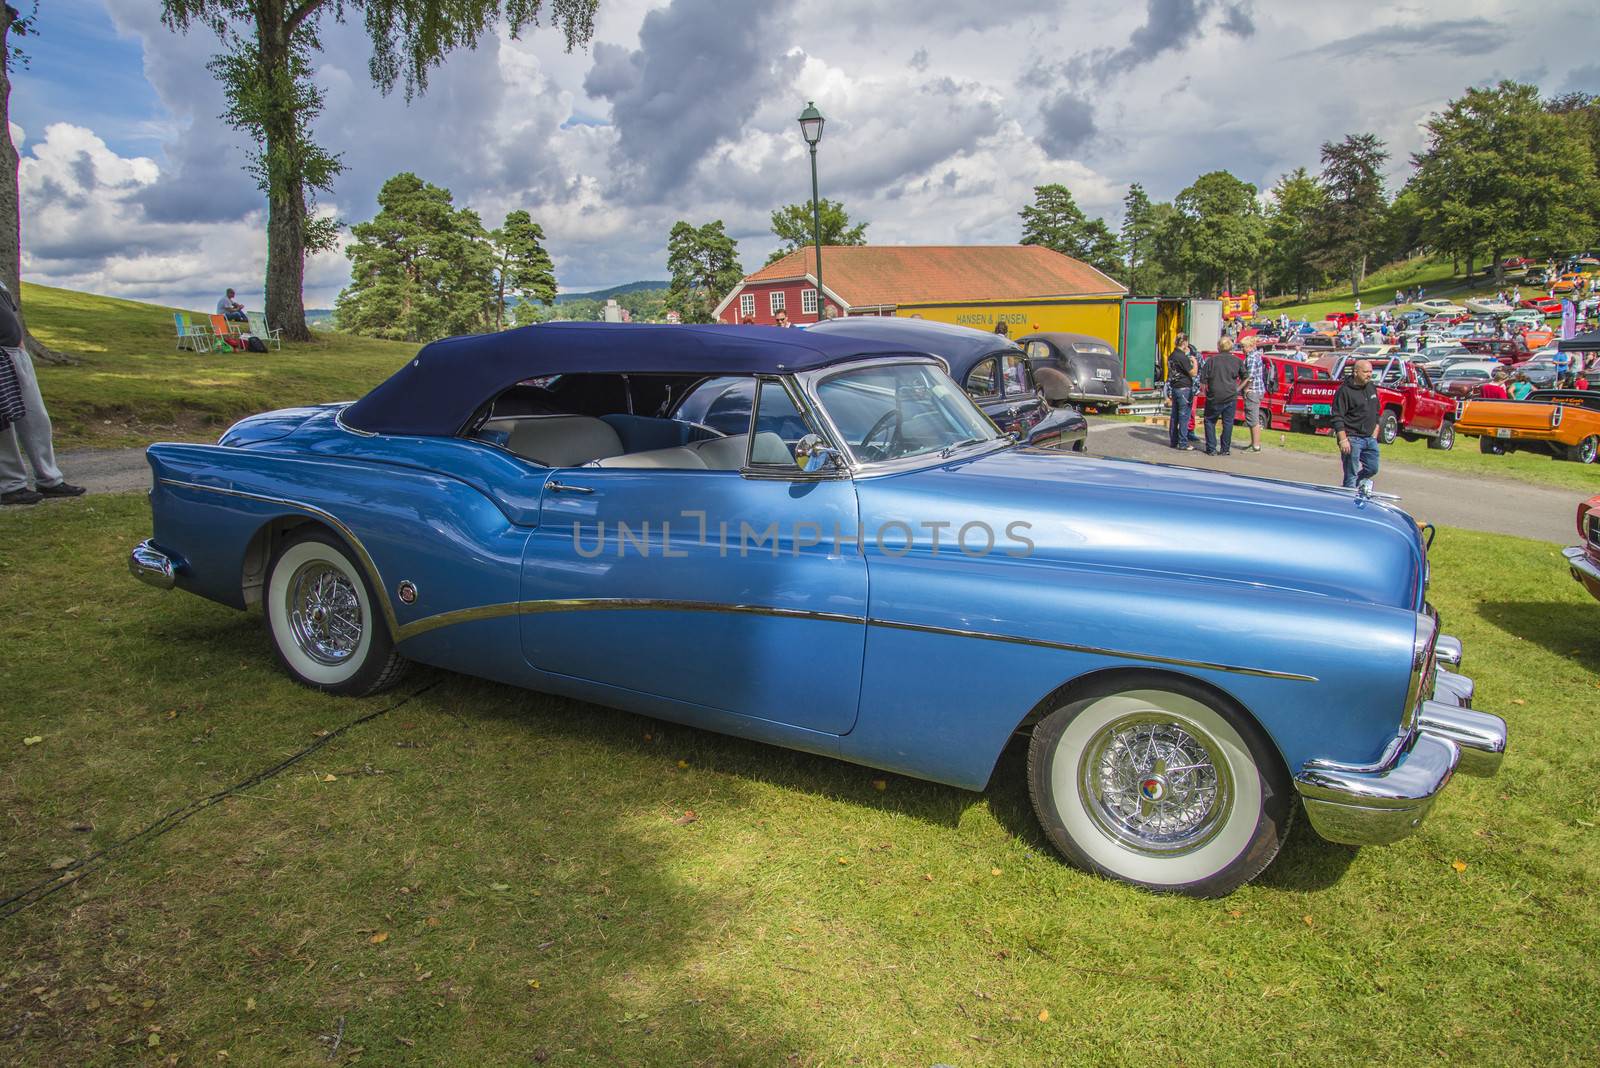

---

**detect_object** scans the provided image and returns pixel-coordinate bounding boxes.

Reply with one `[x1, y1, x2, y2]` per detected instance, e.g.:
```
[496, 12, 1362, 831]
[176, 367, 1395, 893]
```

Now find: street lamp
[798, 101, 825, 320]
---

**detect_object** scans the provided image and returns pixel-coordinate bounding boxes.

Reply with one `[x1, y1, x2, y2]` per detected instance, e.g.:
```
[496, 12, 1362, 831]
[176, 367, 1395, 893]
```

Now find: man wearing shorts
[1240, 336, 1265, 453]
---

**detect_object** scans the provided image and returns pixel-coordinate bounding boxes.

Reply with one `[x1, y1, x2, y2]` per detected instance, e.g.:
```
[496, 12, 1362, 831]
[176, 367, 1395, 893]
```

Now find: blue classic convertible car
[130, 323, 1506, 896]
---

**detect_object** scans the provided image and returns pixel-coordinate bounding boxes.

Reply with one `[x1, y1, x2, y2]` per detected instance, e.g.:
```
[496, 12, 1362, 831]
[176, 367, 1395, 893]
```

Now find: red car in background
[1501, 257, 1535, 271]
[1565, 494, 1600, 603]
[1521, 297, 1563, 315]
[1284, 353, 1457, 447]
[1194, 352, 1335, 431]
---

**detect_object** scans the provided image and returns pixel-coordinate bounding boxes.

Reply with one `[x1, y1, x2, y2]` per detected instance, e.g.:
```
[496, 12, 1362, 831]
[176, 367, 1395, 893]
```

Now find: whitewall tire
[263, 529, 407, 696]
[1027, 677, 1293, 897]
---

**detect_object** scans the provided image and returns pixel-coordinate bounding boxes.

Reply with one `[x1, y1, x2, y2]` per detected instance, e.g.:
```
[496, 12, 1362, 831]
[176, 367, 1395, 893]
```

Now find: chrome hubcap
[1080, 713, 1232, 856]
[287, 562, 363, 666]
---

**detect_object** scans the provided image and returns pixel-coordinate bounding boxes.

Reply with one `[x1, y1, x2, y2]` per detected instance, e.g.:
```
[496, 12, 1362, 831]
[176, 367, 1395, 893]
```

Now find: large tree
[1410, 82, 1597, 281]
[160, 0, 598, 343]
[1309, 133, 1389, 300]
[1019, 183, 1122, 278]
[1171, 171, 1266, 295]
[1119, 182, 1155, 292]
[766, 199, 867, 265]
[1264, 167, 1326, 300]
[665, 220, 741, 324]
[0, 3, 69, 364]
[489, 210, 556, 330]
[334, 172, 493, 342]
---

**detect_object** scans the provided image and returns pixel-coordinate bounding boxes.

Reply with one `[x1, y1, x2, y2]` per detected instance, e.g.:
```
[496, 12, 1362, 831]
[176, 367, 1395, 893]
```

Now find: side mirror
[794, 433, 842, 473]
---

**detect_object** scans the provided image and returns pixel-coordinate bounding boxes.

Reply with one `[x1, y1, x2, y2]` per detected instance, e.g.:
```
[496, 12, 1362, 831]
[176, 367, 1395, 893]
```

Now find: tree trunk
[1491, 248, 1503, 288]
[0, 6, 73, 364]
[258, 12, 312, 343]
[1465, 251, 1475, 280]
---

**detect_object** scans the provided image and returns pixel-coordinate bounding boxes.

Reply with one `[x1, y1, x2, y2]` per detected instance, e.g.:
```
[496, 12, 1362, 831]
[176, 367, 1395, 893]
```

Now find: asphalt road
[45, 431, 1582, 544]
[1086, 418, 1580, 544]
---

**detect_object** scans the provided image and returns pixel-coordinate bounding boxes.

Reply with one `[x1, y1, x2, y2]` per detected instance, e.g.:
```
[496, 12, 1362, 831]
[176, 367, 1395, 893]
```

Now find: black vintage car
[1015, 332, 1131, 411]
[807, 317, 1088, 451]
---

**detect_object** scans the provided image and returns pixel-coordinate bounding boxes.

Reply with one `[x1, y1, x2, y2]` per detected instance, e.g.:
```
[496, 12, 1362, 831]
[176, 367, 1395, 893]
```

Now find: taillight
[1552, 405, 1564, 429]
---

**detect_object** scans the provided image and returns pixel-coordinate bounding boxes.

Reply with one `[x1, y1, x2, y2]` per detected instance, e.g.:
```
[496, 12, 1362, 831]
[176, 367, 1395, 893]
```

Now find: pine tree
[489, 211, 556, 330]
[666, 221, 742, 324]
[766, 199, 867, 266]
[1019, 184, 1122, 278]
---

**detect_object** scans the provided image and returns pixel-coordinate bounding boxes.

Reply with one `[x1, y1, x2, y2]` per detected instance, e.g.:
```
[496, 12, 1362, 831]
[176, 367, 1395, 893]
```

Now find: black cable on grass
[0, 680, 440, 923]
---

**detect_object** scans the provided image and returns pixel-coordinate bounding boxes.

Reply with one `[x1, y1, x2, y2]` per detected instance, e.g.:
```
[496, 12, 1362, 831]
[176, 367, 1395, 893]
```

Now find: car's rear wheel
[1566, 435, 1599, 464]
[1027, 676, 1293, 897]
[264, 529, 408, 696]
[1479, 437, 1505, 455]
[1377, 410, 1400, 445]
[1429, 422, 1456, 450]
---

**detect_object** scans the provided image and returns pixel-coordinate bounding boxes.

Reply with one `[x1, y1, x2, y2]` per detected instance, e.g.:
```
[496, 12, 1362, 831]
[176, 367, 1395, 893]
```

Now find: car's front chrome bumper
[1295, 633, 1507, 846]
[1564, 546, 1600, 600]
[129, 539, 179, 590]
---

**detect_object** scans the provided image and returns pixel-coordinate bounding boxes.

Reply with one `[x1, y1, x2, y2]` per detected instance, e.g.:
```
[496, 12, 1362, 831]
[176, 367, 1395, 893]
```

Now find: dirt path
[41, 436, 1583, 544]
[1089, 420, 1580, 544]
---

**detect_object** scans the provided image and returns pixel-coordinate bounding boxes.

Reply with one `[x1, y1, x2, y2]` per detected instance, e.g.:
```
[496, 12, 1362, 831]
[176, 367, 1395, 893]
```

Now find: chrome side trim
[396, 598, 865, 642]
[393, 595, 1318, 682]
[860, 617, 1319, 681]
[157, 477, 400, 638]
[129, 539, 178, 590]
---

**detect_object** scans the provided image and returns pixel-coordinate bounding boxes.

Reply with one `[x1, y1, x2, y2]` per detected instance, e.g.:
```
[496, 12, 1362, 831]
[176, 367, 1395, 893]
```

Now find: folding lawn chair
[172, 312, 211, 353]
[246, 311, 282, 350]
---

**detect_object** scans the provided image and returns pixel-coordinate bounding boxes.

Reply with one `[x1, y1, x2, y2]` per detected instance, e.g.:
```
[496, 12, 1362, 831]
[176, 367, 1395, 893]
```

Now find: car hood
[858, 448, 1424, 609]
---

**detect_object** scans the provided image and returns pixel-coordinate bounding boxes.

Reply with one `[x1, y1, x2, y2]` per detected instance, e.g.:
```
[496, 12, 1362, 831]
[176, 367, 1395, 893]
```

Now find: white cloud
[18, 0, 1595, 308]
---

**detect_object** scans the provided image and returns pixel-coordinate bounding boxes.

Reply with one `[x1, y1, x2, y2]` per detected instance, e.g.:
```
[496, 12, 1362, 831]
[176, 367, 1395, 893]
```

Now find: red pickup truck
[1284, 354, 1457, 449]
[1194, 353, 1335, 431]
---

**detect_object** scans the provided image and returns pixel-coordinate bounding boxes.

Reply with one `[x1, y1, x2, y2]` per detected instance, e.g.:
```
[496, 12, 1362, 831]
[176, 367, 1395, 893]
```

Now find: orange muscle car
[1454, 389, 1600, 463]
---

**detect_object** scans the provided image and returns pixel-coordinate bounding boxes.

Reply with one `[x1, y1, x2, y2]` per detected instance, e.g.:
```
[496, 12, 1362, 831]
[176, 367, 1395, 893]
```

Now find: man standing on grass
[1240, 336, 1266, 452]
[0, 281, 84, 505]
[1200, 337, 1245, 456]
[1333, 358, 1381, 491]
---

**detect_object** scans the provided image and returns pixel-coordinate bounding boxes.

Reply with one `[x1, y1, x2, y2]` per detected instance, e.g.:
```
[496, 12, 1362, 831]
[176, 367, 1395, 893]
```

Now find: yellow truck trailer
[894, 296, 1221, 395]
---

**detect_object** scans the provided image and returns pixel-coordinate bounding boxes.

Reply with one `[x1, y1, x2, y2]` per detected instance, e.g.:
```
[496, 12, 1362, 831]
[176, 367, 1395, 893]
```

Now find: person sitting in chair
[217, 289, 248, 323]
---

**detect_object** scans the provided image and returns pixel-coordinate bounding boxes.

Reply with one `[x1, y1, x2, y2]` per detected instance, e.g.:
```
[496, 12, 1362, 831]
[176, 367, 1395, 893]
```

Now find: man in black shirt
[1332, 358, 1381, 489]
[1165, 333, 1197, 450]
[1199, 337, 1245, 455]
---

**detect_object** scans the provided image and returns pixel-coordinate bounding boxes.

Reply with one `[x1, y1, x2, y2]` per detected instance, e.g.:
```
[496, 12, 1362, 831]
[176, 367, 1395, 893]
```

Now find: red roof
[742, 245, 1126, 307]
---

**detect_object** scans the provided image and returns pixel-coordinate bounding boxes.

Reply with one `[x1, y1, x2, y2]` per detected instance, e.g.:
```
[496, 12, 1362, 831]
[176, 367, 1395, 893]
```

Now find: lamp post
[798, 101, 825, 320]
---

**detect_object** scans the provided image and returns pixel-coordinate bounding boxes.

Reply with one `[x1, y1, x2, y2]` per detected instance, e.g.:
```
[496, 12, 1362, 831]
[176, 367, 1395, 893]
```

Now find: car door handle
[547, 480, 593, 495]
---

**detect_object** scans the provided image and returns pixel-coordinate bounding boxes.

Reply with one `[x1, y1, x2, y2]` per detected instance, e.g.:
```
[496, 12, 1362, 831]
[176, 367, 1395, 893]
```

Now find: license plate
[1095, 369, 1112, 381]
[1495, 428, 1512, 439]
[1311, 404, 1331, 416]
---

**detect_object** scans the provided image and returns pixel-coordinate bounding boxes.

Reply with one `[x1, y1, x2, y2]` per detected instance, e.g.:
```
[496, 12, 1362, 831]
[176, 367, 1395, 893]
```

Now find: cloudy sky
[12, 0, 1600, 310]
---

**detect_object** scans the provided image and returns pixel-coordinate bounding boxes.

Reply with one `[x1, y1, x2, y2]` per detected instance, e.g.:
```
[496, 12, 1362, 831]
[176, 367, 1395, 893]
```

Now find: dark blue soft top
[342, 322, 921, 436]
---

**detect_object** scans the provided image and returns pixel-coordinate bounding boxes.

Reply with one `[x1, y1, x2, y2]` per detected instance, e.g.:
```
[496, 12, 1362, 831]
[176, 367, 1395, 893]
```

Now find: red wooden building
[715, 245, 1124, 325]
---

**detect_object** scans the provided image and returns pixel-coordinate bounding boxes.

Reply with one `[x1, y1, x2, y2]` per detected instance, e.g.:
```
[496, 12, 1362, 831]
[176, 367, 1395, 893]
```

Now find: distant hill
[554, 280, 669, 305]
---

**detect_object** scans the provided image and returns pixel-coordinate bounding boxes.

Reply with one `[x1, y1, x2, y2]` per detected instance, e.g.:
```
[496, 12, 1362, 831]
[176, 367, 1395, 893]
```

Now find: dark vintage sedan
[1016, 332, 1131, 411]
[808, 317, 1088, 451]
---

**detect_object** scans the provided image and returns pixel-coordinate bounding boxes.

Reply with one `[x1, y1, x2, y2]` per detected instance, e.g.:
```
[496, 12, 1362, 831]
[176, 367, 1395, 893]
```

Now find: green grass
[3, 494, 1598, 1065]
[23, 282, 417, 449]
[1255, 423, 1600, 494]
[1263, 257, 1521, 322]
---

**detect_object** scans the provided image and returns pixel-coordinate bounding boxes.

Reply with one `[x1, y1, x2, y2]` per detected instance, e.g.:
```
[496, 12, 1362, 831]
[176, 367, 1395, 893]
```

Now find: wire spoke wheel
[287, 561, 364, 666]
[1080, 713, 1233, 856]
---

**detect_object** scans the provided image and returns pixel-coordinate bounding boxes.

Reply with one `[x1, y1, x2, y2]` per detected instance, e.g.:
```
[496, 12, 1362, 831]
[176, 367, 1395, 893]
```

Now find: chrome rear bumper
[1296, 633, 1507, 846]
[129, 539, 179, 590]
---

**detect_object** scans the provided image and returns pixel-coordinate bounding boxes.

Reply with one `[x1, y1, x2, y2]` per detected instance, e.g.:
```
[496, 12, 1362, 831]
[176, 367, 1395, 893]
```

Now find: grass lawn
[22, 282, 417, 450]
[3, 493, 1598, 1065]
[1262, 257, 1524, 322]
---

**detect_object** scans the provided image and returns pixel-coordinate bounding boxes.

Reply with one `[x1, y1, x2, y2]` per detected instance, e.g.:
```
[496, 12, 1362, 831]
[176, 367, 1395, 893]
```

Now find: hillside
[554, 280, 669, 304]
[21, 283, 417, 449]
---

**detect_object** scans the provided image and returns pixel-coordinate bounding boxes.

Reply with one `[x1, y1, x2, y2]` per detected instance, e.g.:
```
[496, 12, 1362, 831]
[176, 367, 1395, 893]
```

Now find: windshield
[816, 362, 1000, 464]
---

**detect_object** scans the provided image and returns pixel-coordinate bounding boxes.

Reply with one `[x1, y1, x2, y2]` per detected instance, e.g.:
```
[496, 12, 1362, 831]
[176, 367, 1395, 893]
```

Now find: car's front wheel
[264, 529, 408, 696]
[1377, 410, 1400, 445]
[1027, 677, 1293, 897]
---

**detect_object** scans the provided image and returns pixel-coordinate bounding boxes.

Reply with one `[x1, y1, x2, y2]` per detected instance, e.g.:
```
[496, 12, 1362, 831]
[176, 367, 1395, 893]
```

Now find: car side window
[699, 379, 756, 436]
[748, 379, 810, 468]
[1001, 355, 1031, 396]
[966, 357, 999, 398]
[1024, 341, 1051, 361]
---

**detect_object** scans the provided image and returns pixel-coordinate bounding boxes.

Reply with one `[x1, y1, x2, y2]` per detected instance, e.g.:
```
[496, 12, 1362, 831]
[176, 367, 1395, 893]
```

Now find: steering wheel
[858, 409, 903, 462]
